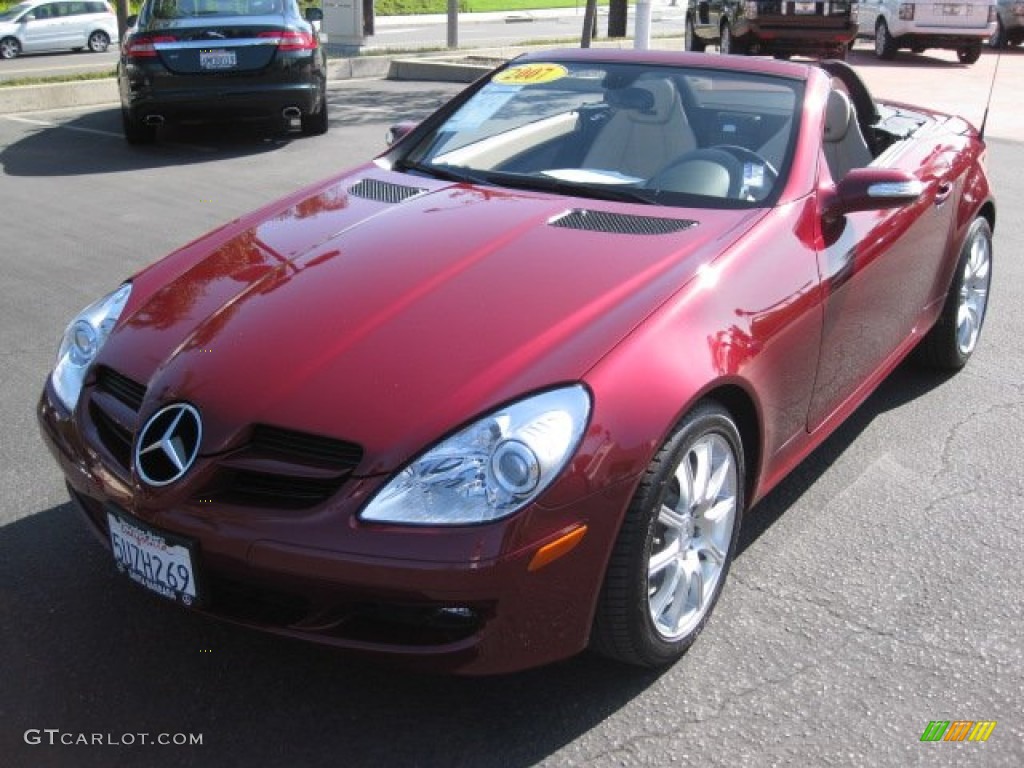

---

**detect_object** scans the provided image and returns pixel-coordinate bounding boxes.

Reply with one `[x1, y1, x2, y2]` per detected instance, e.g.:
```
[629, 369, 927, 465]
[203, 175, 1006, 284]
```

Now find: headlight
[51, 283, 132, 412]
[360, 385, 591, 526]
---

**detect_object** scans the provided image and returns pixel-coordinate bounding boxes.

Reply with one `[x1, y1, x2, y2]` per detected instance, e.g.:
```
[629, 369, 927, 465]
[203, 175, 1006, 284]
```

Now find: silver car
[0, 0, 118, 59]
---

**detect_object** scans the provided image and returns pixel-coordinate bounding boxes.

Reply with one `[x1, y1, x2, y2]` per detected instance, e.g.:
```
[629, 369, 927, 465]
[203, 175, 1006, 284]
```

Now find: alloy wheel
[647, 432, 738, 641]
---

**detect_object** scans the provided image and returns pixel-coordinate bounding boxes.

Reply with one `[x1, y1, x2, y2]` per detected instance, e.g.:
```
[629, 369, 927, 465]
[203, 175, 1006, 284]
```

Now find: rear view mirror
[824, 167, 923, 221]
[386, 121, 417, 146]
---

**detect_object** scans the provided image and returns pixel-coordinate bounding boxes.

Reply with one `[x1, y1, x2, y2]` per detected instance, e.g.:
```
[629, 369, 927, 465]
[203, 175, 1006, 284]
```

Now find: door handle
[934, 182, 953, 206]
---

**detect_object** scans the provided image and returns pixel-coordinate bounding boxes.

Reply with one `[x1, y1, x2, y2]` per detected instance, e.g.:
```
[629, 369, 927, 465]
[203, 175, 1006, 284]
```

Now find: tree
[608, 0, 627, 38]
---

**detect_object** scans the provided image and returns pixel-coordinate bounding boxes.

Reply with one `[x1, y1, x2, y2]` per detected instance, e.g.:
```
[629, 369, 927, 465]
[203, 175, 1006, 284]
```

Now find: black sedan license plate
[199, 49, 237, 70]
[107, 508, 202, 606]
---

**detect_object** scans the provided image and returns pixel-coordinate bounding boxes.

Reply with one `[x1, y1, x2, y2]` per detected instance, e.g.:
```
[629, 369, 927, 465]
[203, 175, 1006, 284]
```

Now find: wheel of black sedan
[874, 19, 897, 60]
[592, 402, 744, 667]
[88, 30, 110, 53]
[301, 90, 329, 136]
[685, 16, 705, 52]
[916, 217, 992, 370]
[122, 110, 156, 145]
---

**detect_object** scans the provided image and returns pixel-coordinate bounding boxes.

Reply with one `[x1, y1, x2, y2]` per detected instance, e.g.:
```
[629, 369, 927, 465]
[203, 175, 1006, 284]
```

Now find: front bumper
[37, 381, 627, 675]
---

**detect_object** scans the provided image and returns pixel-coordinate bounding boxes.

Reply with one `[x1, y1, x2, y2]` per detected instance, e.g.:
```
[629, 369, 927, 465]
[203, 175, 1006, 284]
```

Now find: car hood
[103, 167, 763, 474]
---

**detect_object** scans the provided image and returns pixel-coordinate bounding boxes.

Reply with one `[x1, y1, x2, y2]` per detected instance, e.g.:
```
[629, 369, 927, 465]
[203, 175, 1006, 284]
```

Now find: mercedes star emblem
[134, 403, 203, 487]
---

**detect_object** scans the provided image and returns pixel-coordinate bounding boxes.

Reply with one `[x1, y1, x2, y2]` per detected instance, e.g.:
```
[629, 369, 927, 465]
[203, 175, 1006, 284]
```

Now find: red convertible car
[38, 50, 994, 675]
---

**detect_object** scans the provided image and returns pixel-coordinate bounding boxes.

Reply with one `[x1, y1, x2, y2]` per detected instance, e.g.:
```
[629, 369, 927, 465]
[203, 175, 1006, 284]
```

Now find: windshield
[0, 2, 33, 21]
[149, 0, 287, 18]
[399, 60, 804, 209]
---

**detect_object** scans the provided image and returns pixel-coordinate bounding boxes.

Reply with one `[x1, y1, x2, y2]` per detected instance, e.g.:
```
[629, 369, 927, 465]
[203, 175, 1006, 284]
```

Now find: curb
[1, 79, 120, 114]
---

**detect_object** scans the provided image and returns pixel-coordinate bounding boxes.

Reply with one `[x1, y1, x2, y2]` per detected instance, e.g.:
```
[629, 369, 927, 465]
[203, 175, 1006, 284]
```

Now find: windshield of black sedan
[402, 60, 803, 208]
[150, 0, 287, 18]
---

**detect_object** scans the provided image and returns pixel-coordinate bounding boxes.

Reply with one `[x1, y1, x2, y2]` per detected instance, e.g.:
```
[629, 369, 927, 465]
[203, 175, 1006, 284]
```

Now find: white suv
[0, 0, 118, 59]
[857, 1, 997, 62]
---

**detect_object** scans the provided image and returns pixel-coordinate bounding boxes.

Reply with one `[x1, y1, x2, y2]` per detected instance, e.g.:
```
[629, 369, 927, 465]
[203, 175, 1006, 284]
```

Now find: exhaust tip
[282, 107, 302, 120]
[143, 115, 165, 126]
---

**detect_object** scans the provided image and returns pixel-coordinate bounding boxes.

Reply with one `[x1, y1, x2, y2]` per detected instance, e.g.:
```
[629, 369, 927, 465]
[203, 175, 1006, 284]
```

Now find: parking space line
[4, 114, 122, 138]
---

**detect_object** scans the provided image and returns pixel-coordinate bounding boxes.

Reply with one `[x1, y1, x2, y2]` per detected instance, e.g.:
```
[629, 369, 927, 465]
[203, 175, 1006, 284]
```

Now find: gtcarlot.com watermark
[25, 729, 203, 747]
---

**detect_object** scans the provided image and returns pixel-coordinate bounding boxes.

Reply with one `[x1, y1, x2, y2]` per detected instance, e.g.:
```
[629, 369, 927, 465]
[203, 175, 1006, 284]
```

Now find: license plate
[794, 1, 818, 13]
[108, 508, 201, 606]
[199, 49, 237, 70]
[941, 3, 964, 14]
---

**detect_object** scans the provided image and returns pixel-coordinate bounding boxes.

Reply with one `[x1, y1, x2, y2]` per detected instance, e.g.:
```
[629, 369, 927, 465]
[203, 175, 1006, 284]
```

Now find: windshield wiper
[491, 173, 658, 205]
[396, 160, 493, 187]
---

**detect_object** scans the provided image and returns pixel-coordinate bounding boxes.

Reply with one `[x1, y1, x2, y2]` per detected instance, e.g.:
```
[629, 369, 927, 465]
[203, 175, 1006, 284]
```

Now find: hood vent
[550, 209, 698, 236]
[349, 178, 426, 205]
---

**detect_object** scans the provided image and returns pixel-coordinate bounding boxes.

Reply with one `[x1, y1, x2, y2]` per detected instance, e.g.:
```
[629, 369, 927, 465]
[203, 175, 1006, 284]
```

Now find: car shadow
[845, 46, 995, 68]
[736, 356, 955, 556]
[0, 85, 458, 178]
[0, 108, 293, 177]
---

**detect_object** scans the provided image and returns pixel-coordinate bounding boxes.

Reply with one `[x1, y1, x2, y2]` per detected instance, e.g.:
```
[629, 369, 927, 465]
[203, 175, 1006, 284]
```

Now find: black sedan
[118, 0, 327, 144]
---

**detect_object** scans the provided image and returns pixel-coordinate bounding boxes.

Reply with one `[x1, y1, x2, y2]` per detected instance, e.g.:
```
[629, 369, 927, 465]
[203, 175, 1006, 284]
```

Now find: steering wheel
[708, 144, 779, 200]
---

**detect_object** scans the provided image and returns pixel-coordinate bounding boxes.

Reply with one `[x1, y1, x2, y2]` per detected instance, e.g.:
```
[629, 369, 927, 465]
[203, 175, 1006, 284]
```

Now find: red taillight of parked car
[124, 34, 178, 59]
[258, 30, 317, 51]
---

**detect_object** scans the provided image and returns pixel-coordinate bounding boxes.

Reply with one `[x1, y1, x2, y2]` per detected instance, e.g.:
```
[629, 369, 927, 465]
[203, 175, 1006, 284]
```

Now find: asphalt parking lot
[1, 62, 1023, 767]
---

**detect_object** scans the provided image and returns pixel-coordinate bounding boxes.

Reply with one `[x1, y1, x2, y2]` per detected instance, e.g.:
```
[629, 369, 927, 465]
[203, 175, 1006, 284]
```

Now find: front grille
[204, 469, 349, 510]
[84, 367, 364, 510]
[348, 178, 426, 204]
[249, 425, 363, 469]
[198, 424, 363, 510]
[89, 367, 146, 473]
[90, 401, 134, 470]
[95, 366, 146, 411]
[549, 209, 698, 236]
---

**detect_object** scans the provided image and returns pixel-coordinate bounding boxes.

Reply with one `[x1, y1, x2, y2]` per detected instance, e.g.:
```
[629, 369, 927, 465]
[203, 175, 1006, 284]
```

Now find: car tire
[720, 22, 746, 55]
[0, 36, 20, 60]
[122, 109, 157, 145]
[957, 42, 982, 64]
[874, 19, 897, 60]
[300, 93, 329, 136]
[591, 402, 744, 668]
[989, 18, 1006, 49]
[916, 217, 992, 370]
[685, 15, 706, 52]
[88, 30, 110, 53]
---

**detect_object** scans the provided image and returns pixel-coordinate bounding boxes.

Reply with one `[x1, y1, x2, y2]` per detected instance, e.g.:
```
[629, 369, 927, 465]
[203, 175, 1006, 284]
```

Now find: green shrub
[375, 0, 468, 13]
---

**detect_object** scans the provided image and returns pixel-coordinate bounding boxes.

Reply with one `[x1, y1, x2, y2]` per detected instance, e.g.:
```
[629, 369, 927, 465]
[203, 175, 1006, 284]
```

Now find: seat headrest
[606, 79, 680, 125]
[824, 89, 853, 143]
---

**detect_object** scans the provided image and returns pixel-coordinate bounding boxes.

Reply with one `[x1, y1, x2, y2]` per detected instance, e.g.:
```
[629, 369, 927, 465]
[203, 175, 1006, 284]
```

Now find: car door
[54, 2, 87, 48]
[857, 0, 881, 35]
[19, 3, 65, 52]
[807, 120, 961, 431]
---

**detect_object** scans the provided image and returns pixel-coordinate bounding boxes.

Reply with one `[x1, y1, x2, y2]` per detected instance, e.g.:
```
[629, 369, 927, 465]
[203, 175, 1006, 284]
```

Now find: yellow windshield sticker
[493, 63, 568, 86]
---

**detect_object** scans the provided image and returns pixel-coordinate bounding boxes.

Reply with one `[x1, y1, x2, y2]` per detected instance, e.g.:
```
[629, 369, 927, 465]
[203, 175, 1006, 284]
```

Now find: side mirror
[824, 167, 923, 221]
[126, 14, 137, 27]
[305, 7, 323, 22]
[386, 121, 417, 146]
